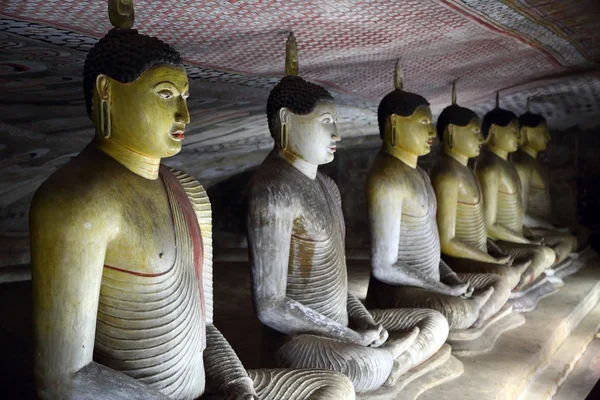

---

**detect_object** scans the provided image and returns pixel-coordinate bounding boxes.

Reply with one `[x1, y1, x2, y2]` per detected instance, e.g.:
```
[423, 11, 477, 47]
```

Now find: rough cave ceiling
[1, 0, 599, 234]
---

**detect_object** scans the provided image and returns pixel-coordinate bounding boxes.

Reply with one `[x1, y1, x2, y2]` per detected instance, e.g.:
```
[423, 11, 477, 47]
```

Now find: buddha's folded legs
[527, 228, 578, 263]
[248, 368, 355, 400]
[493, 241, 555, 289]
[366, 279, 491, 330]
[444, 255, 527, 289]
[455, 273, 510, 327]
[276, 334, 393, 393]
[368, 308, 448, 383]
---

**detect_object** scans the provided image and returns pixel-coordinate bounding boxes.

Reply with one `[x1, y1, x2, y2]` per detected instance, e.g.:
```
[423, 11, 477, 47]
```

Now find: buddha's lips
[328, 145, 337, 153]
[427, 139, 433, 145]
[170, 130, 185, 141]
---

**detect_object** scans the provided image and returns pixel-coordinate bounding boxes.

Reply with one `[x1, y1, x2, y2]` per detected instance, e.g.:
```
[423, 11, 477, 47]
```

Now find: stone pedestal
[419, 263, 600, 400]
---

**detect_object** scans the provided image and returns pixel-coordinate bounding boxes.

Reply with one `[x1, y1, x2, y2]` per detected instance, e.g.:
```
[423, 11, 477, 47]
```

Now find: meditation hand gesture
[442, 273, 473, 298]
[226, 379, 260, 400]
[357, 324, 389, 347]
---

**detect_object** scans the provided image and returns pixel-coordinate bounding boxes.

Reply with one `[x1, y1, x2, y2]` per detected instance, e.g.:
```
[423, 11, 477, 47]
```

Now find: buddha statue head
[519, 100, 550, 153]
[481, 93, 519, 155]
[266, 33, 338, 166]
[377, 61, 434, 159]
[437, 82, 483, 159]
[83, 1, 188, 165]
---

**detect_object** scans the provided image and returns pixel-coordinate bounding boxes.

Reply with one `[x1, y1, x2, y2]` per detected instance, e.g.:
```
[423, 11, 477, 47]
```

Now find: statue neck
[383, 144, 418, 169]
[488, 145, 509, 160]
[443, 147, 468, 166]
[521, 145, 538, 159]
[276, 148, 318, 180]
[96, 137, 160, 180]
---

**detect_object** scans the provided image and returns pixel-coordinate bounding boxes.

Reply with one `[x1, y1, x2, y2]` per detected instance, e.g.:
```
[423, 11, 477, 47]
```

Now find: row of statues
[29, 2, 584, 399]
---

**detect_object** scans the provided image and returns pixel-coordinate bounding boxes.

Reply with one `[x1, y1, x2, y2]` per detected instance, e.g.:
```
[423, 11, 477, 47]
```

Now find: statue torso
[431, 154, 487, 252]
[512, 150, 552, 220]
[476, 149, 523, 233]
[250, 155, 348, 326]
[73, 148, 208, 399]
[371, 152, 441, 280]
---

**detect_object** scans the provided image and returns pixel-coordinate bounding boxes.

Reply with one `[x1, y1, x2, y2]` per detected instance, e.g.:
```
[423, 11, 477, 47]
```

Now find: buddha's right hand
[225, 377, 260, 400]
[446, 281, 472, 297]
[357, 324, 387, 347]
[496, 255, 514, 265]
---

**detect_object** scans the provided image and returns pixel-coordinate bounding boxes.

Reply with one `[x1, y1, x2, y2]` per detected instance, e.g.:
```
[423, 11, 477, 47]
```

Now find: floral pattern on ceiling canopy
[1, 0, 599, 119]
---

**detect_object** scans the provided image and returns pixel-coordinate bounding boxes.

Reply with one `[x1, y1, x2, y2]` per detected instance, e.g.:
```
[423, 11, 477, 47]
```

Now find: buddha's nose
[332, 124, 341, 142]
[176, 100, 191, 124]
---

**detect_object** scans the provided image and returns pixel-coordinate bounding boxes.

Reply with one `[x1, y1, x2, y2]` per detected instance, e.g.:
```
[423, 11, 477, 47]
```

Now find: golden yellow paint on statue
[510, 102, 577, 263]
[366, 67, 510, 332]
[29, 3, 353, 399]
[474, 94, 557, 290]
[430, 83, 531, 291]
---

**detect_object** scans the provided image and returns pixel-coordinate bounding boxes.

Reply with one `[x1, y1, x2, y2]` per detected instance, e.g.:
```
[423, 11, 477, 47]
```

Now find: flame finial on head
[495, 91, 500, 108]
[394, 59, 403, 90]
[285, 32, 299, 76]
[108, 0, 135, 29]
[451, 81, 457, 105]
[526, 97, 531, 112]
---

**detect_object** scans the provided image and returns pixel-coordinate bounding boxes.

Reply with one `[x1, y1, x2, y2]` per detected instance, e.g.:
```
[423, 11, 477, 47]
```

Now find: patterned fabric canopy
[0, 0, 599, 234]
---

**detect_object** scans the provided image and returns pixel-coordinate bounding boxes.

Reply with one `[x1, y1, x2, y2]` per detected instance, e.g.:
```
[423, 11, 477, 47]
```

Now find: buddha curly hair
[481, 107, 517, 139]
[83, 28, 183, 118]
[377, 89, 430, 138]
[266, 75, 334, 137]
[436, 104, 479, 140]
[519, 111, 546, 128]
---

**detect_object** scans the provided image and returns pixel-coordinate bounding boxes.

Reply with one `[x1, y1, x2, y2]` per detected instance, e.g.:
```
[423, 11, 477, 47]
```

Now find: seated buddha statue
[365, 66, 509, 332]
[29, 3, 353, 399]
[474, 96, 557, 289]
[510, 106, 578, 263]
[429, 84, 531, 291]
[247, 39, 449, 392]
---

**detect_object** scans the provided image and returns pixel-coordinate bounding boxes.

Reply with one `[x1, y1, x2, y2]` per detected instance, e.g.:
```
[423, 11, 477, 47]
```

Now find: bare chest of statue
[292, 178, 337, 242]
[95, 165, 206, 399]
[391, 160, 440, 280]
[104, 177, 176, 275]
[269, 159, 348, 325]
[529, 158, 552, 218]
[483, 151, 524, 233]
[496, 156, 522, 196]
[456, 166, 481, 204]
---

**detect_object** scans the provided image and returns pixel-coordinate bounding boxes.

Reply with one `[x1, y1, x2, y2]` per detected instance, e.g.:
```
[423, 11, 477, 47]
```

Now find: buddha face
[490, 119, 519, 153]
[280, 101, 340, 165]
[523, 121, 550, 152]
[392, 106, 435, 156]
[96, 64, 190, 158]
[449, 118, 483, 158]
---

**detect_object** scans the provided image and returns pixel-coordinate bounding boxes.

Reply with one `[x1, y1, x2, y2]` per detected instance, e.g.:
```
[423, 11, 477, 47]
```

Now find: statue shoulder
[247, 162, 295, 209]
[30, 158, 119, 236]
[474, 152, 498, 177]
[430, 157, 460, 188]
[366, 153, 403, 190]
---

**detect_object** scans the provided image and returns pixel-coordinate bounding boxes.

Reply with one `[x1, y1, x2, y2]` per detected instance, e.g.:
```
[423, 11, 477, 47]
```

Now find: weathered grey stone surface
[357, 344, 463, 400]
[508, 276, 559, 312]
[447, 305, 526, 356]
[419, 264, 600, 400]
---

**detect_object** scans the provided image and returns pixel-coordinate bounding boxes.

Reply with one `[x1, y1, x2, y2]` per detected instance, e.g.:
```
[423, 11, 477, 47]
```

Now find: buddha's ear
[390, 113, 398, 126]
[447, 124, 455, 146]
[95, 74, 110, 100]
[488, 124, 496, 144]
[279, 107, 289, 125]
